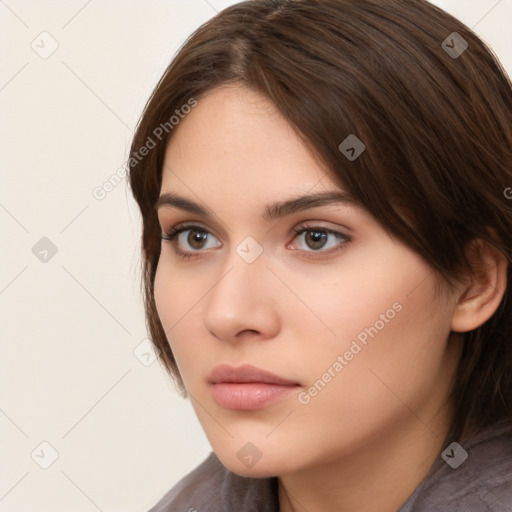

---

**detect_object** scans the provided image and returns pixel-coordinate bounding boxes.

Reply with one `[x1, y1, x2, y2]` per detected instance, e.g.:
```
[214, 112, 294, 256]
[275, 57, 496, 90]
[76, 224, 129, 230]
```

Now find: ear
[451, 237, 508, 333]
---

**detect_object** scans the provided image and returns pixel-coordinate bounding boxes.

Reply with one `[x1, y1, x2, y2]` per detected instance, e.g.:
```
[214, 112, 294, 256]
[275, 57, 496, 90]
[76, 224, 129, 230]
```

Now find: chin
[213, 446, 298, 479]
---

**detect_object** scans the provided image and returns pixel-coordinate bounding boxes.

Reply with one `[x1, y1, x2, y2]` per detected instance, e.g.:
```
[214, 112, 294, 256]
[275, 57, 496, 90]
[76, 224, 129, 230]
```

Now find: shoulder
[146, 452, 278, 512]
[400, 423, 512, 512]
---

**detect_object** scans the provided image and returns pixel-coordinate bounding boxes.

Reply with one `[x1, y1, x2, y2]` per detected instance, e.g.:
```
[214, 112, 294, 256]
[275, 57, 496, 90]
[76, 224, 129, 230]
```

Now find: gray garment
[147, 423, 512, 511]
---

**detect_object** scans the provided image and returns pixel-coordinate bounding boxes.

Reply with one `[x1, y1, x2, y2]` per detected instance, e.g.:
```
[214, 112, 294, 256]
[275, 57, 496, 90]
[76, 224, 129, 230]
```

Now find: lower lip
[210, 382, 300, 410]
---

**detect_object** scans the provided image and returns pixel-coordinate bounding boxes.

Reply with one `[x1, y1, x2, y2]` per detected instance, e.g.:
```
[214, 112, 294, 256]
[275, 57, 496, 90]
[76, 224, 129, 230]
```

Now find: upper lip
[208, 364, 299, 386]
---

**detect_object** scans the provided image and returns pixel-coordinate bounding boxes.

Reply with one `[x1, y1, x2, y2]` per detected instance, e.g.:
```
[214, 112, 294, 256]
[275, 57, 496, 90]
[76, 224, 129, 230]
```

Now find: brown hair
[128, 0, 512, 441]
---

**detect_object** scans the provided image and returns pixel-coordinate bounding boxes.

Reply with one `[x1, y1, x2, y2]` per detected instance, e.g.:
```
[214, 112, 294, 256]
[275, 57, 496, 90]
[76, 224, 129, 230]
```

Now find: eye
[290, 224, 350, 255]
[161, 223, 221, 259]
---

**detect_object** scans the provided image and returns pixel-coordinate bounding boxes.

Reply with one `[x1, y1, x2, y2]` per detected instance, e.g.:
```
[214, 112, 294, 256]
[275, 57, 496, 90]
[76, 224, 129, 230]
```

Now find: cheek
[290, 249, 453, 399]
[302, 280, 452, 421]
[153, 259, 175, 328]
[282, 287, 452, 466]
[153, 258, 209, 382]
[154, 254, 202, 326]
[279, 248, 416, 343]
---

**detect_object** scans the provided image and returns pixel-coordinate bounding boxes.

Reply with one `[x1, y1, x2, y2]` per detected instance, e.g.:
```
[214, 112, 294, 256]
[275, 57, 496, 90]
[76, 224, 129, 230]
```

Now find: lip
[208, 364, 301, 410]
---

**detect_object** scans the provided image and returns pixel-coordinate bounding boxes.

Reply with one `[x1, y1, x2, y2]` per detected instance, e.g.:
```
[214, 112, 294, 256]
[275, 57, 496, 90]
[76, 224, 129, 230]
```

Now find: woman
[129, 0, 512, 510]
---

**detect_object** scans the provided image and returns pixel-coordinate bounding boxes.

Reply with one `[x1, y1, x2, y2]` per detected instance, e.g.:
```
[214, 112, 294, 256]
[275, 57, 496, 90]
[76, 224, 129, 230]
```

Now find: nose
[202, 248, 280, 343]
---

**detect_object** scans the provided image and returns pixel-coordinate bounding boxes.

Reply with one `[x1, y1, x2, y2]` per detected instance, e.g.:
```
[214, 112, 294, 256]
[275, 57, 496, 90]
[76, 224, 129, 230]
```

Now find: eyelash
[160, 223, 350, 260]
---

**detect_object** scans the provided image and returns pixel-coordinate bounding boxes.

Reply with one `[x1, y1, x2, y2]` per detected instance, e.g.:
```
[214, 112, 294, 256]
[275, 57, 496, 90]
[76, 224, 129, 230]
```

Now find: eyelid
[161, 222, 221, 247]
[161, 220, 219, 238]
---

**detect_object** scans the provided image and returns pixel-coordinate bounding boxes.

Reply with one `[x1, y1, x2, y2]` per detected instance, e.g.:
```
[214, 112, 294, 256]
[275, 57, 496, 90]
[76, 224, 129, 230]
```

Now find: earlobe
[451, 238, 508, 333]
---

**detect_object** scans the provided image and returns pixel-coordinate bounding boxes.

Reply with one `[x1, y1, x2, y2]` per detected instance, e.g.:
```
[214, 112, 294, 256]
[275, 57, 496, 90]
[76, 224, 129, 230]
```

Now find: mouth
[208, 364, 302, 410]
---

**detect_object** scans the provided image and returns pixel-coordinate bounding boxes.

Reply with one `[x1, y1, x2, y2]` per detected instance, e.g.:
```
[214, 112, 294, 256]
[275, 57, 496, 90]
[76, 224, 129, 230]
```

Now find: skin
[154, 85, 472, 511]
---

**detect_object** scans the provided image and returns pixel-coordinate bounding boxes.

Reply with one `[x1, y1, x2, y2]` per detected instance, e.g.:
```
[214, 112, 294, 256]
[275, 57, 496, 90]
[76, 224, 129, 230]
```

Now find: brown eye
[187, 230, 209, 249]
[161, 224, 221, 258]
[291, 224, 350, 256]
[304, 229, 328, 250]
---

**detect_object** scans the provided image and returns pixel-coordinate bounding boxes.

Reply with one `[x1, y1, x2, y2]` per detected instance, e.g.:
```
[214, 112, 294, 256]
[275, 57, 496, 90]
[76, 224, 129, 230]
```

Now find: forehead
[160, 85, 337, 200]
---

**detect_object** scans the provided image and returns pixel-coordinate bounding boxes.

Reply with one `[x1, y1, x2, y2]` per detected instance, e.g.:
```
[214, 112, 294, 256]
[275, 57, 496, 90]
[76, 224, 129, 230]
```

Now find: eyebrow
[155, 190, 356, 222]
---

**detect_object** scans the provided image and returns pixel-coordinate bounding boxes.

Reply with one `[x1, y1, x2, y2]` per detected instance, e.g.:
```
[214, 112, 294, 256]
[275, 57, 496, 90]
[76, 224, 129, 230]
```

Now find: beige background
[0, 1, 510, 511]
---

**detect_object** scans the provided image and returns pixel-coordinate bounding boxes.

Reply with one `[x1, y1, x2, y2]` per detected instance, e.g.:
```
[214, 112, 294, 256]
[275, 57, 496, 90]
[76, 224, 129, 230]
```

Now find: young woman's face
[154, 85, 462, 477]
